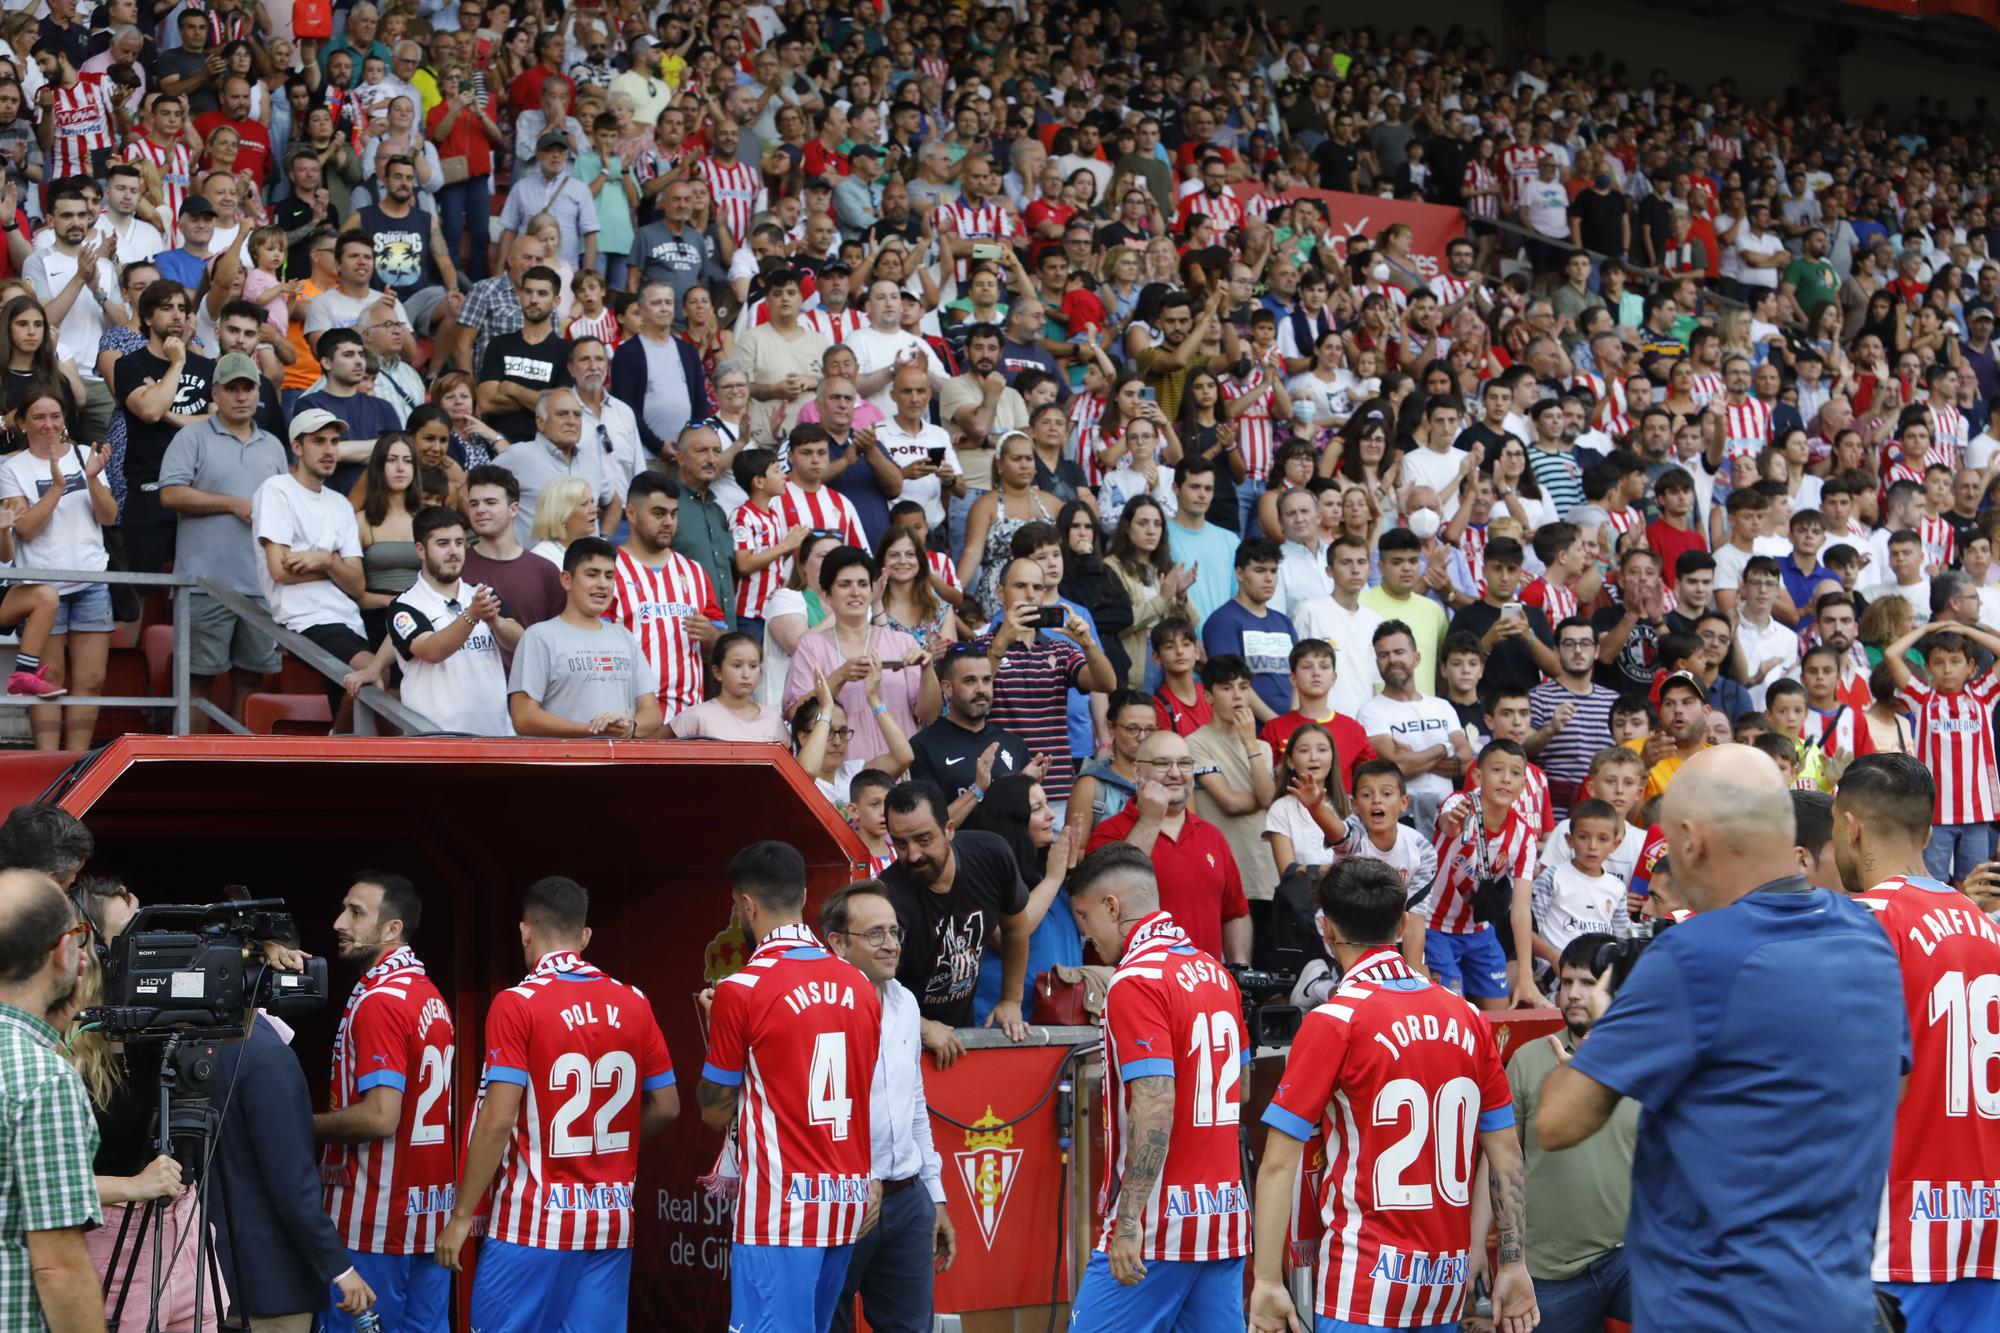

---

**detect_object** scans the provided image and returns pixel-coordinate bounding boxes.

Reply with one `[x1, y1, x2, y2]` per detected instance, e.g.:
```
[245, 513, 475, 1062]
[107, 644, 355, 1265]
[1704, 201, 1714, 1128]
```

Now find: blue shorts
[1068, 1250, 1245, 1333]
[1317, 1320, 1456, 1333]
[322, 1251, 449, 1333]
[466, 1238, 630, 1333]
[52, 583, 113, 636]
[1881, 1278, 2000, 1333]
[1424, 928, 1508, 998]
[731, 1241, 853, 1333]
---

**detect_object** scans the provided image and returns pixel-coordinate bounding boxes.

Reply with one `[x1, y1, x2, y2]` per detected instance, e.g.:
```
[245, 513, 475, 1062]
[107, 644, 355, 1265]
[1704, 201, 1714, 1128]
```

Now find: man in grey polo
[492, 387, 614, 546]
[157, 351, 289, 721]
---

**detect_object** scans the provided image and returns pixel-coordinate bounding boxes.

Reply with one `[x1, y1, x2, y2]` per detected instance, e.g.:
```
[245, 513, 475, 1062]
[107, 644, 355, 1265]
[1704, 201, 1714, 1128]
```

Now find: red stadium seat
[244, 693, 332, 735]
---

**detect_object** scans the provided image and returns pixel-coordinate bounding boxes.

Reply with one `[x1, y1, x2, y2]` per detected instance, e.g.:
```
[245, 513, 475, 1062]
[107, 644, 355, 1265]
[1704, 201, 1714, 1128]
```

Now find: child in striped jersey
[848, 768, 897, 876]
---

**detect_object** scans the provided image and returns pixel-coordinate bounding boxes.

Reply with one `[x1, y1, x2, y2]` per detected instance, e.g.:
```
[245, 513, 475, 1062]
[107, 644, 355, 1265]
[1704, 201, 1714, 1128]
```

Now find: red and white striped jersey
[925, 549, 961, 593]
[1720, 396, 1772, 464]
[474, 950, 676, 1250]
[1430, 272, 1479, 310]
[1499, 145, 1542, 207]
[1572, 372, 1632, 436]
[864, 847, 896, 878]
[732, 500, 789, 620]
[1176, 187, 1244, 235]
[1926, 404, 1966, 470]
[44, 78, 116, 182]
[802, 306, 865, 343]
[1604, 506, 1641, 542]
[1919, 514, 1957, 572]
[1222, 371, 1279, 481]
[1462, 762, 1554, 836]
[1246, 191, 1294, 223]
[605, 547, 725, 723]
[1707, 133, 1741, 162]
[1897, 673, 2000, 824]
[320, 946, 457, 1254]
[919, 56, 950, 84]
[778, 481, 867, 548]
[126, 137, 193, 248]
[1262, 947, 1513, 1328]
[1520, 575, 1576, 626]
[1688, 372, 1725, 408]
[1856, 875, 2000, 1283]
[1068, 393, 1112, 485]
[1094, 912, 1251, 1262]
[701, 922, 881, 1247]
[1459, 524, 1490, 596]
[1462, 161, 1499, 221]
[565, 306, 620, 349]
[934, 198, 1022, 283]
[696, 155, 767, 247]
[1420, 794, 1538, 935]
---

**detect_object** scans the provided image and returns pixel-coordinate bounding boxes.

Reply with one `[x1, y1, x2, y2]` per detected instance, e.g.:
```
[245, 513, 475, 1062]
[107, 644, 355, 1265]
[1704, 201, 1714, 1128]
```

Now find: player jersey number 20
[1374, 1076, 1480, 1209]
[548, 1051, 636, 1157]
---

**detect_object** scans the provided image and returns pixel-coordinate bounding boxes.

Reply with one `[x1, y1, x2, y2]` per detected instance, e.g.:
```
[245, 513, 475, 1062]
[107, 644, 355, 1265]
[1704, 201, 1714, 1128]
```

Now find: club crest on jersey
[953, 1106, 1022, 1249]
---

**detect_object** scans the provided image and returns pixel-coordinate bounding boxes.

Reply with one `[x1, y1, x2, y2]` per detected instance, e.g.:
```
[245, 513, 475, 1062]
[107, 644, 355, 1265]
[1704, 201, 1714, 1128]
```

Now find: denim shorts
[52, 583, 114, 636]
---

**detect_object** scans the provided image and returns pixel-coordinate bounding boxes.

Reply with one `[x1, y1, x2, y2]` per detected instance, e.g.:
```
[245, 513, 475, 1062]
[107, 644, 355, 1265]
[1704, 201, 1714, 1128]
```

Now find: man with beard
[1528, 618, 1620, 817]
[312, 872, 458, 1332]
[116, 278, 215, 571]
[508, 535, 662, 737]
[1642, 670, 1712, 800]
[158, 352, 288, 721]
[0, 869, 116, 1333]
[863, 177, 924, 250]
[23, 179, 123, 444]
[907, 649, 1033, 821]
[1087, 729, 1251, 965]
[477, 266, 570, 445]
[253, 409, 371, 712]
[1811, 591, 1873, 714]
[381, 507, 519, 734]
[343, 155, 459, 342]
[1358, 620, 1473, 838]
[625, 179, 723, 312]
[1499, 930, 1636, 1331]
[940, 323, 1029, 527]
[605, 470, 723, 726]
[1136, 287, 1237, 422]
[1835, 754, 2000, 1332]
[879, 781, 1033, 1064]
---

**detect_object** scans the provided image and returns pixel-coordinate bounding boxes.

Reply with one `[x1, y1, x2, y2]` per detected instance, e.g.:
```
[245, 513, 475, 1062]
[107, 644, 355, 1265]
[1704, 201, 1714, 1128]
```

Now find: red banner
[1241, 186, 1467, 285]
[926, 1044, 1081, 1313]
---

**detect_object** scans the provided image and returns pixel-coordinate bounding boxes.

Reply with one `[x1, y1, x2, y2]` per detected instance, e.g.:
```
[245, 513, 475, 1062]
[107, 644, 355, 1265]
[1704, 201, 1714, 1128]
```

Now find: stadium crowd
[0, 0, 1995, 1330]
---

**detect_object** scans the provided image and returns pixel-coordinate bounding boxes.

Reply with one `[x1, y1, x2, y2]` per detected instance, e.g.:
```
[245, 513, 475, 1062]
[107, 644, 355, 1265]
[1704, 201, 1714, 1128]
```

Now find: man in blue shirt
[1200, 538, 1297, 721]
[1537, 745, 1909, 1332]
[1164, 457, 1239, 629]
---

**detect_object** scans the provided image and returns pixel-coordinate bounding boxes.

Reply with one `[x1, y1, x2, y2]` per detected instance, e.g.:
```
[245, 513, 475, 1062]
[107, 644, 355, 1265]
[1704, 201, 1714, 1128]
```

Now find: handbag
[439, 154, 471, 186]
[1034, 964, 1114, 1025]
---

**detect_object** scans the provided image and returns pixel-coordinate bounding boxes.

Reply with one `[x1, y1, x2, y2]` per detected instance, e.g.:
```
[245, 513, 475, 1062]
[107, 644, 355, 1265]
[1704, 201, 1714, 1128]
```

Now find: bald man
[1535, 746, 1907, 1332]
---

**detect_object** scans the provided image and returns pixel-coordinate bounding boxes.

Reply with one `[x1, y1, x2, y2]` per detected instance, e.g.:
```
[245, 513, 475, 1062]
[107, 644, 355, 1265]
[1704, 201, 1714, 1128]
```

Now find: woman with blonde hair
[527, 476, 596, 566]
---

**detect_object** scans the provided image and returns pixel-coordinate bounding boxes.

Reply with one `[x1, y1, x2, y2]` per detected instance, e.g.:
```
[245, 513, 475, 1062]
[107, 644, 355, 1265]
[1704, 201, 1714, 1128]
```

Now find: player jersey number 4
[702, 922, 882, 1248]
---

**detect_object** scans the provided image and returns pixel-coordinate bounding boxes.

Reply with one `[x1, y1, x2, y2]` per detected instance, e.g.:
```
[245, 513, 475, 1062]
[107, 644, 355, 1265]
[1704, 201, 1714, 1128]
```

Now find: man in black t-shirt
[476, 266, 570, 443]
[1593, 546, 1667, 695]
[879, 782, 1032, 1061]
[907, 651, 1034, 824]
[1446, 538, 1557, 699]
[115, 279, 214, 572]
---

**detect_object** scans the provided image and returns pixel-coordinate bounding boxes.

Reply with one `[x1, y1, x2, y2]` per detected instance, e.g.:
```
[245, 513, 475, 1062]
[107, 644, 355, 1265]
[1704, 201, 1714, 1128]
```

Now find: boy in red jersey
[1835, 754, 2000, 1332]
[1248, 856, 1536, 1333]
[1406, 740, 1542, 1010]
[435, 877, 679, 1331]
[1065, 844, 1250, 1330]
[1880, 621, 2000, 883]
[315, 874, 456, 1333]
[698, 841, 883, 1333]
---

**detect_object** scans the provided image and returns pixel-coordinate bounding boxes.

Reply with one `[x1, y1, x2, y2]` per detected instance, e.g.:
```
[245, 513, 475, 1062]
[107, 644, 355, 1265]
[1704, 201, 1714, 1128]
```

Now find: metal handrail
[1473, 211, 1755, 316]
[0, 569, 436, 737]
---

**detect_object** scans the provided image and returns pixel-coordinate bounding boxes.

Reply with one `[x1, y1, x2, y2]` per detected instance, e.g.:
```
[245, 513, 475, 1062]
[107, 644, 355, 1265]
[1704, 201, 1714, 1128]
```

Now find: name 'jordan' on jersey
[1262, 947, 1513, 1330]
[701, 922, 882, 1248]
[1857, 875, 2000, 1283]
[1096, 911, 1251, 1262]
[322, 946, 458, 1254]
[474, 950, 676, 1251]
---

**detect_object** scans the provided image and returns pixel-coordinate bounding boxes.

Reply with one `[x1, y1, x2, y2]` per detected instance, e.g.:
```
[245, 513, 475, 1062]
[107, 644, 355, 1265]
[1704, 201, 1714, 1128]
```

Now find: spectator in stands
[382, 505, 520, 735]
[1087, 728, 1251, 964]
[1448, 536, 1558, 698]
[157, 351, 288, 724]
[962, 774, 1083, 1024]
[1358, 620, 1471, 837]
[460, 464, 566, 637]
[507, 535, 662, 739]
[1200, 538, 1297, 721]
[974, 554, 1116, 803]
[906, 647, 1034, 824]
[783, 546, 938, 767]
[1186, 654, 1280, 916]
[1646, 670, 1717, 800]
[1066, 688, 1153, 846]
[1164, 456, 1241, 625]
[293, 327, 403, 493]
[1530, 618, 1620, 816]
[610, 280, 710, 457]
[1360, 527, 1449, 693]
[668, 631, 790, 743]
[494, 388, 615, 546]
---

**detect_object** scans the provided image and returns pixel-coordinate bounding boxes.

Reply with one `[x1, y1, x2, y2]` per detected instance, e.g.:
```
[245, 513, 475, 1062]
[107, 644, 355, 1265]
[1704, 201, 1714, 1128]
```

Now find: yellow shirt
[1644, 745, 1710, 800]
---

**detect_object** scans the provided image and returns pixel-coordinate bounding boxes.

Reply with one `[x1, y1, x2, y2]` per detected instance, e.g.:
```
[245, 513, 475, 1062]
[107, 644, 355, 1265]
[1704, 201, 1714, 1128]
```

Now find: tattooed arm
[1106, 1075, 1175, 1286]
[696, 1078, 740, 1131]
[1479, 1127, 1539, 1333]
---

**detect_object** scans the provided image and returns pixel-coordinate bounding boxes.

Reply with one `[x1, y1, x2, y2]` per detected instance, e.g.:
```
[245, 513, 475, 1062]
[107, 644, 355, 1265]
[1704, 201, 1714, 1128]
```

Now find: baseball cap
[804, 176, 833, 191]
[214, 352, 261, 386]
[179, 195, 215, 218]
[1971, 303, 1996, 324]
[819, 260, 852, 277]
[849, 144, 883, 161]
[1658, 669, 1706, 701]
[535, 131, 569, 154]
[289, 408, 342, 441]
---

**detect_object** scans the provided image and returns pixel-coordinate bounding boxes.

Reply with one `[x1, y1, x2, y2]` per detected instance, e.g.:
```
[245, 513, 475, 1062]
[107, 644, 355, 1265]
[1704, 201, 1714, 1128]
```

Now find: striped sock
[14, 653, 38, 673]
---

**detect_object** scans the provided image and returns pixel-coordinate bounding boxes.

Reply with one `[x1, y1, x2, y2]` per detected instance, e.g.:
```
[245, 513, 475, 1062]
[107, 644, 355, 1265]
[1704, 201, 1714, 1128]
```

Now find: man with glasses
[908, 648, 1035, 824]
[570, 337, 643, 508]
[1528, 617, 1619, 817]
[822, 881, 955, 1333]
[1087, 729, 1251, 964]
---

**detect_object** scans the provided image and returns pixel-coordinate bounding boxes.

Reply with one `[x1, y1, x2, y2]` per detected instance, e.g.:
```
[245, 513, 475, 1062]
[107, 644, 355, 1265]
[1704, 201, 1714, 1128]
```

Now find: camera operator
[312, 874, 456, 1333]
[63, 877, 207, 1333]
[0, 803, 95, 888]
[0, 867, 106, 1333]
[208, 931, 376, 1332]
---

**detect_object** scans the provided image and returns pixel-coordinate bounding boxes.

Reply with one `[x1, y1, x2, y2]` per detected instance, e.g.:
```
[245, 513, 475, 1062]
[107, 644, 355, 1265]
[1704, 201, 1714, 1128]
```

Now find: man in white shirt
[1399, 397, 1470, 514]
[845, 279, 947, 417]
[1357, 620, 1472, 837]
[22, 180, 125, 444]
[1291, 533, 1385, 717]
[33, 164, 164, 264]
[1270, 486, 1330, 618]
[822, 881, 954, 1333]
[384, 506, 522, 735]
[252, 409, 373, 713]
[1733, 201, 1788, 294]
[873, 363, 964, 530]
[1862, 529, 1933, 626]
[569, 336, 644, 514]
[1734, 556, 1801, 711]
[738, 268, 830, 442]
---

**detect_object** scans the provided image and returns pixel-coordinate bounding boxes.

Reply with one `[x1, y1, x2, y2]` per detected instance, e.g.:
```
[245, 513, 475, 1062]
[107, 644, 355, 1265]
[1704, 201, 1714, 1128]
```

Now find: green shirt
[0, 1002, 101, 1329]
[1783, 256, 1840, 314]
[669, 480, 738, 629]
[1508, 1026, 1638, 1280]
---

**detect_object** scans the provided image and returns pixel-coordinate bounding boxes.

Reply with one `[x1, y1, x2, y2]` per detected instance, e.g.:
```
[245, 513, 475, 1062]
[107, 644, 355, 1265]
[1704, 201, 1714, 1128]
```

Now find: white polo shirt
[385, 575, 516, 736]
[874, 416, 962, 528]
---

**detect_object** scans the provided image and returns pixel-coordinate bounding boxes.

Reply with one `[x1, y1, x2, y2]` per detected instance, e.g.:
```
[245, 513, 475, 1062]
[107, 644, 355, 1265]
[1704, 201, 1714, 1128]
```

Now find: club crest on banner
[954, 1106, 1022, 1249]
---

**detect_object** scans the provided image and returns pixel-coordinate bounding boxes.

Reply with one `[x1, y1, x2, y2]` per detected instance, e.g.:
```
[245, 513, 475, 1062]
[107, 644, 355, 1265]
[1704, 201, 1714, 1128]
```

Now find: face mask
[1406, 507, 1442, 540]
[1370, 263, 1391, 281]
